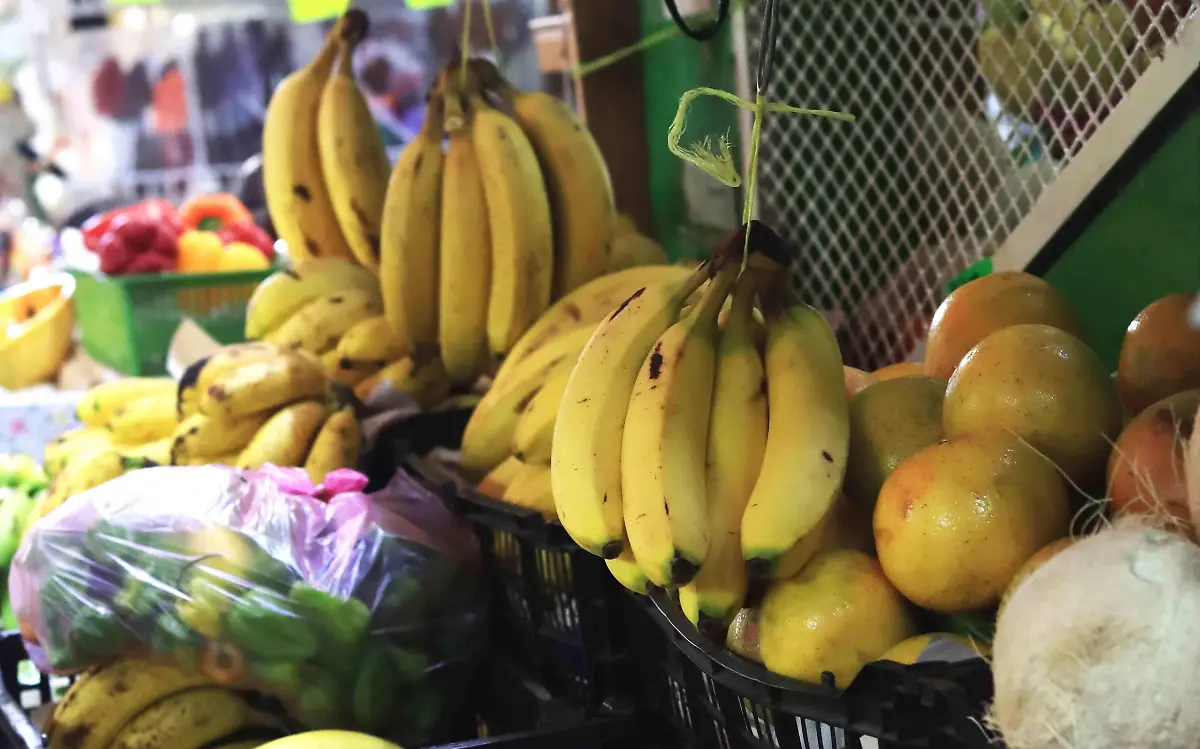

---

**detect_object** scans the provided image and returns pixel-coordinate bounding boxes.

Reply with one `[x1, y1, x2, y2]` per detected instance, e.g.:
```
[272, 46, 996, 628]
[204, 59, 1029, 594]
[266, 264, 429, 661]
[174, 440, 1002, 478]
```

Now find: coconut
[989, 405, 1200, 749]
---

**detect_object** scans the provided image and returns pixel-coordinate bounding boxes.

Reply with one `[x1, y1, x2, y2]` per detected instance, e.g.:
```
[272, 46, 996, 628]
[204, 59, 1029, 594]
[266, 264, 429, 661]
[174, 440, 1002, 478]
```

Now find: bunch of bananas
[467, 223, 856, 635]
[45, 658, 284, 749]
[262, 6, 661, 393]
[243, 259, 449, 408]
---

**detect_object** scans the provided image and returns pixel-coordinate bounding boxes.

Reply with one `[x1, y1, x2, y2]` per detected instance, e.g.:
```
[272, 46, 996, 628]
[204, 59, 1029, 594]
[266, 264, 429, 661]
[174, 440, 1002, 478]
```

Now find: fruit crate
[641, 590, 995, 749]
[404, 453, 649, 716]
[0, 630, 650, 749]
[67, 267, 275, 377]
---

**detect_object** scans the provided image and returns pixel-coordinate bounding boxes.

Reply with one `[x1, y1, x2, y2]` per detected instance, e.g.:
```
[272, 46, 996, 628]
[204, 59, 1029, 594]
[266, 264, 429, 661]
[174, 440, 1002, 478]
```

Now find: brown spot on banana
[293, 185, 312, 201]
[610, 288, 645, 321]
[648, 342, 664, 380]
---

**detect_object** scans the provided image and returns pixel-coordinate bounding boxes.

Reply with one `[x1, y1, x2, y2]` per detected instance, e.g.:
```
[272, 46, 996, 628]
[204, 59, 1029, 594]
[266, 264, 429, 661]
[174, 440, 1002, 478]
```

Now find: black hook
[662, 0, 731, 42]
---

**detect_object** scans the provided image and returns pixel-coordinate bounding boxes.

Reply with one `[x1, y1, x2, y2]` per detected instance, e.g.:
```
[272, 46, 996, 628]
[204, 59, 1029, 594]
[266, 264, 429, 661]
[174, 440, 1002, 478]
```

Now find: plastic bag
[9, 464, 483, 744]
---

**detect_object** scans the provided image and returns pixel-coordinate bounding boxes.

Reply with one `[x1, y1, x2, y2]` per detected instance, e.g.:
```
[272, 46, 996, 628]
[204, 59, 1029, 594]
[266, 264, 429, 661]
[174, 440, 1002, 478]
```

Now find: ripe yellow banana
[460, 324, 596, 473]
[321, 349, 380, 387]
[607, 231, 670, 274]
[318, 30, 390, 272]
[35, 445, 129, 527]
[77, 377, 176, 428]
[470, 91, 554, 359]
[178, 342, 283, 419]
[46, 659, 213, 749]
[109, 392, 179, 445]
[622, 264, 738, 586]
[304, 405, 361, 483]
[336, 315, 409, 366]
[551, 263, 710, 558]
[265, 288, 384, 355]
[493, 264, 691, 393]
[201, 351, 327, 419]
[438, 87, 492, 386]
[474, 59, 613, 298]
[380, 87, 444, 355]
[44, 427, 113, 477]
[237, 400, 329, 469]
[477, 455, 525, 499]
[118, 437, 174, 466]
[511, 365, 571, 465]
[353, 354, 451, 410]
[680, 272, 768, 630]
[606, 546, 650, 595]
[246, 261, 380, 339]
[172, 411, 273, 464]
[501, 461, 556, 519]
[107, 685, 275, 749]
[741, 294, 850, 578]
[257, 731, 400, 749]
[262, 13, 356, 264]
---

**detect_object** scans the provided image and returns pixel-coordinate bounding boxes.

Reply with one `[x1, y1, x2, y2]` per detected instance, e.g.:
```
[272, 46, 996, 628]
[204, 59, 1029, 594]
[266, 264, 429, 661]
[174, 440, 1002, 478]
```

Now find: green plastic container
[68, 268, 275, 376]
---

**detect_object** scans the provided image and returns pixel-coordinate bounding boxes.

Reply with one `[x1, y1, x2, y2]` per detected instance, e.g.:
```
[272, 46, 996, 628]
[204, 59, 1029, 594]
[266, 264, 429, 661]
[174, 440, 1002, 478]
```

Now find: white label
[662, 0, 713, 20]
[681, 162, 740, 230]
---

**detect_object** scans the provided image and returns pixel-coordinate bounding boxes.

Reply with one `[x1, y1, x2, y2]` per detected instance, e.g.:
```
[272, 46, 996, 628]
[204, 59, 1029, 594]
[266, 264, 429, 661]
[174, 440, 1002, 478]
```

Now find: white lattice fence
[740, 0, 1196, 368]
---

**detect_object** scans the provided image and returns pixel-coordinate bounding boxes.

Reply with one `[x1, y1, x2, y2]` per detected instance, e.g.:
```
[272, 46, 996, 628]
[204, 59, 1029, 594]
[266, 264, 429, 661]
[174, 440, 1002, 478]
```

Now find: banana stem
[481, 0, 499, 60]
[459, 0, 474, 89]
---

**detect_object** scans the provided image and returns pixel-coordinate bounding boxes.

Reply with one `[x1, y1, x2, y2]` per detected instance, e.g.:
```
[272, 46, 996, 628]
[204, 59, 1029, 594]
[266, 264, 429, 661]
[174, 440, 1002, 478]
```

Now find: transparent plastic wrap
[8, 464, 483, 744]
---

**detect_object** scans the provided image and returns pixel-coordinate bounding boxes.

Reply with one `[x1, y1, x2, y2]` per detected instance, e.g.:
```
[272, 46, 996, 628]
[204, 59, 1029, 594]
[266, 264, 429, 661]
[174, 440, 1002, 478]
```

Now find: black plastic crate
[0, 631, 648, 749]
[405, 454, 649, 715]
[642, 590, 996, 749]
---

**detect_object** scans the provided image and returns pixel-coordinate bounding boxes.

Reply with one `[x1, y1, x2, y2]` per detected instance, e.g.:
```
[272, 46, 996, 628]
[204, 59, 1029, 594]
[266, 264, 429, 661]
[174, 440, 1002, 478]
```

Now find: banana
[680, 271, 768, 630]
[32, 444, 127, 528]
[607, 231, 670, 274]
[353, 353, 451, 410]
[336, 315, 409, 366]
[237, 401, 329, 469]
[118, 437, 173, 466]
[304, 406, 361, 483]
[246, 261, 379, 340]
[321, 349, 380, 387]
[77, 377, 176, 428]
[511, 365, 571, 465]
[178, 343, 284, 419]
[551, 262, 710, 558]
[265, 288, 384, 355]
[109, 392, 179, 445]
[469, 89, 554, 360]
[477, 455, 525, 499]
[614, 213, 638, 238]
[107, 685, 275, 749]
[741, 292, 850, 578]
[501, 461, 556, 519]
[460, 324, 597, 473]
[262, 13, 357, 264]
[493, 264, 691, 390]
[606, 546, 650, 595]
[380, 84, 444, 355]
[200, 351, 327, 419]
[622, 264, 738, 586]
[44, 427, 113, 477]
[46, 659, 213, 749]
[318, 27, 390, 272]
[172, 411, 273, 464]
[473, 59, 613, 298]
[438, 82, 492, 386]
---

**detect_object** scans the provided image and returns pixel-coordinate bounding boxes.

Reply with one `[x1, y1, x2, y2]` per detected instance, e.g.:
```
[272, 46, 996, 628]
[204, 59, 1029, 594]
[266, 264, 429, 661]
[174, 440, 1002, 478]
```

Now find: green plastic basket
[68, 267, 276, 376]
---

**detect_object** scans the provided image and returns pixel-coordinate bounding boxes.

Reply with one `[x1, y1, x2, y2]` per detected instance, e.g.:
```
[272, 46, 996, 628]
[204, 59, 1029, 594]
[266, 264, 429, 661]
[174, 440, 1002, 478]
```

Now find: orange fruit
[943, 323, 1122, 487]
[925, 271, 1084, 381]
[872, 362, 924, 381]
[758, 549, 916, 687]
[998, 536, 1078, 617]
[1117, 293, 1200, 418]
[843, 366, 875, 400]
[874, 431, 1071, 613]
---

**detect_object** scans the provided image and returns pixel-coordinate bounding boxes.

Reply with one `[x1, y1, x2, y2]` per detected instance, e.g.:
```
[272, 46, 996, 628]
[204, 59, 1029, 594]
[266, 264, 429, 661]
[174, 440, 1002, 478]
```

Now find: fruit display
[0, 272, 76, 390]
[14, 465, 482, 745]
[78, 195, 272, 277]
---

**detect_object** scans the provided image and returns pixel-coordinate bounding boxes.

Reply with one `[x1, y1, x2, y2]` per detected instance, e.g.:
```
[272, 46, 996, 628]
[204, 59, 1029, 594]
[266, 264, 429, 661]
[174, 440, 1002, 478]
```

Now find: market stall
[0, 1, 1196, 748]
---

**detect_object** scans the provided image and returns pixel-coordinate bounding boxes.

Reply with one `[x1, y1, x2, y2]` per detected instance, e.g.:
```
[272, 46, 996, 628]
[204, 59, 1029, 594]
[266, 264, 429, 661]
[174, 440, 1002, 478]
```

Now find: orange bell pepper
[178, 193, 254, 232]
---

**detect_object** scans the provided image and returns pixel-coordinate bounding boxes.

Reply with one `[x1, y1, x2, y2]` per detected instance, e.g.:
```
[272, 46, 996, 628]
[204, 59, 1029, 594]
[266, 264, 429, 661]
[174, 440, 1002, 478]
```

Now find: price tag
[406, 0, 455, 8]
[945, 257, 993, 297]
[287, 0, 350, 24]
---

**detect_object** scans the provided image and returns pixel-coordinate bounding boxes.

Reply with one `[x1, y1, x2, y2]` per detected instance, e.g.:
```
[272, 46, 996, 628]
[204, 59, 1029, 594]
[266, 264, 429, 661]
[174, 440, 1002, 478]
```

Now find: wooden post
[562, 0, 654, 233]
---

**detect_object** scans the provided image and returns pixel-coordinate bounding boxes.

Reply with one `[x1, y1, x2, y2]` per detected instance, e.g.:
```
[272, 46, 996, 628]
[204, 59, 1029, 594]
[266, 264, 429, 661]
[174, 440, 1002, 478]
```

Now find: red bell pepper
[82, 199, 182, 252]
[218, 221, 275, 260]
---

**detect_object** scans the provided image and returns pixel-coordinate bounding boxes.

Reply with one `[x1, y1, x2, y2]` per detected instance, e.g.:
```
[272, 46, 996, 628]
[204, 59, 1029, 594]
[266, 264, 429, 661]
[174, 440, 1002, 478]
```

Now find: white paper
[165, 318, 222, 380]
